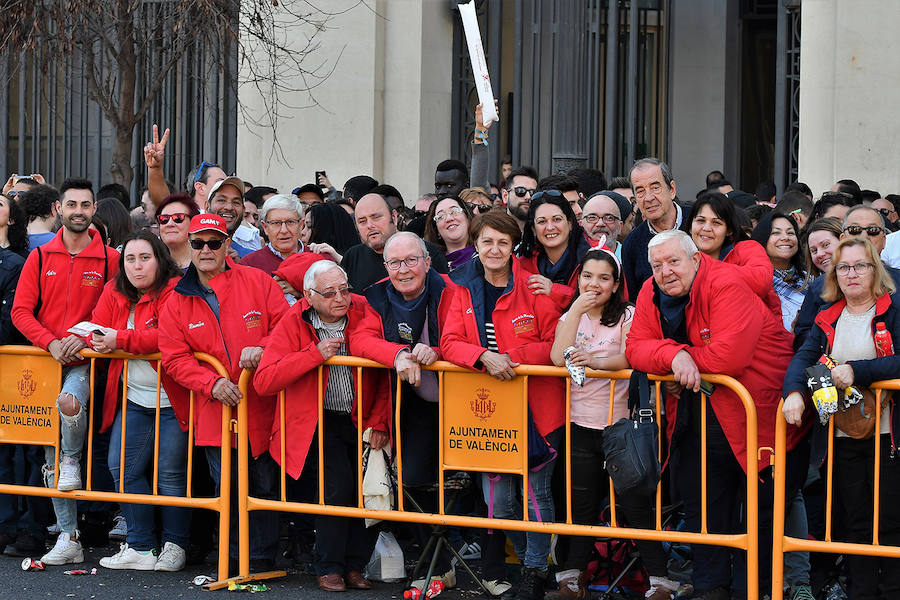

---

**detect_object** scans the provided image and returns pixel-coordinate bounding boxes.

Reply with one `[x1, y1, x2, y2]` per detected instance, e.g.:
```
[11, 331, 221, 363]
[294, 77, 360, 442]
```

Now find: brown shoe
[344, 570, 372, 590]
[318, 573, 347, 592]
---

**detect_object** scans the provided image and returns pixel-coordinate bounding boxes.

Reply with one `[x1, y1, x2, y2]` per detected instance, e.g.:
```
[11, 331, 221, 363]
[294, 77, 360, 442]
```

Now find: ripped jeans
[43, 364, 91, 535]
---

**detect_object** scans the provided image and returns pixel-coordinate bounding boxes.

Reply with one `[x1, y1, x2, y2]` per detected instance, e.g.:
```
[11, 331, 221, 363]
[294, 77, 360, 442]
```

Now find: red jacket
[441, 258, 565, 436]
[159, 262, 289, 456]
[12, 229, 120, 349]
[722, 240, 782, 321]
[253, 294, 405, 479]
[625, 254, 802, 472]
[515, 254, 577, 309]
[89, 278, 187, 433]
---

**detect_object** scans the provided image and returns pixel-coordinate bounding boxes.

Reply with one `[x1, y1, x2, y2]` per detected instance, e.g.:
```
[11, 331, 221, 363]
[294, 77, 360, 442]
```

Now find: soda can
[21, 558, 45, 571]
[64, 569, 90, 575]
[193, 575, 215, 586]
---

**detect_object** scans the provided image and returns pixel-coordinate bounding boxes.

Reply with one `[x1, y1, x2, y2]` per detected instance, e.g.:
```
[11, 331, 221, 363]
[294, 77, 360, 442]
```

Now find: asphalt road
[1, 542, 491, 600]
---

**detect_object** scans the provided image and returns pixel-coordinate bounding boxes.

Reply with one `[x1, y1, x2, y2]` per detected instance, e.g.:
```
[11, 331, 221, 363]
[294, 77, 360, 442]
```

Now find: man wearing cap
[293, 183, 325, 206]
[207, 176, 260, 259]
[159, 214, 289, 568]
[581, 191, 631, 260]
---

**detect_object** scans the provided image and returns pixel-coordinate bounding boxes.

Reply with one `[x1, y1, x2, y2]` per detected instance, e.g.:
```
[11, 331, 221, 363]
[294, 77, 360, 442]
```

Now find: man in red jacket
[625, 230, 807, 600]
[11, 178, 120, 565]
[254, 259, 421, 592]
[159, 214, 289, 569]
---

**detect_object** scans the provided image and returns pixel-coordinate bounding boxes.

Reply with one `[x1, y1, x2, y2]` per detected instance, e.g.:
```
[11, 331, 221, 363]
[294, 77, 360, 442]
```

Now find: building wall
[798, 0, 900, 196]
[667, 0, 740, 196]
[235, 1, 453, 205]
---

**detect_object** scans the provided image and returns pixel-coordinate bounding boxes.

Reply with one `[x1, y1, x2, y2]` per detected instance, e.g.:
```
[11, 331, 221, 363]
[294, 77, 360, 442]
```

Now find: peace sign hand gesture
[143, 124, 170, 170]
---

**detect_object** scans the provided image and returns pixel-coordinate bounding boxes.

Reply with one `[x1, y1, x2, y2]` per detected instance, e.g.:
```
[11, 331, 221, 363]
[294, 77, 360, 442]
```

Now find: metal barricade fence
[0, 345, 234, 581]
[236, 357, 761, 598]
[771, 381, 900, 600]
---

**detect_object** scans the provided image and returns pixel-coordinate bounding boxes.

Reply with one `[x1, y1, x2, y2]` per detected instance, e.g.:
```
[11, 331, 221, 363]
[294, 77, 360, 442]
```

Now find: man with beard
[207, 176, 257, 259]
[501, 166, 539, 231]
[580, 191, 632, 260]
[12, 178, 120, 565]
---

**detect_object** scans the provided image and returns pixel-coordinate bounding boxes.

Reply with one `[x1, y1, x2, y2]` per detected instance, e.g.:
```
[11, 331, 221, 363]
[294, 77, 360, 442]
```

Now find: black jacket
[0, 247, 27, 345]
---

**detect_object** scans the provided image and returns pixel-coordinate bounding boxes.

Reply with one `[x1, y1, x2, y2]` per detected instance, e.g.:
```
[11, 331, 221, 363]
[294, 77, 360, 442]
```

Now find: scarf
[447, 246, 476, 271]
[774, 266, 809, 293]
[537, 246, 576, 284]
[385, 278, 429, 345]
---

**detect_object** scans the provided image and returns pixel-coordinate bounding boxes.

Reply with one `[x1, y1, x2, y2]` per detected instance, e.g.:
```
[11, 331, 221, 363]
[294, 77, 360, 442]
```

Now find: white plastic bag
[363, 531, 405, 582]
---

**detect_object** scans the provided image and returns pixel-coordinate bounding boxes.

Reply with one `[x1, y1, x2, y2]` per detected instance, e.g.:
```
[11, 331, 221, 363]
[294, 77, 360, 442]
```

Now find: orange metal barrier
[0, 345, 234, 581]
[236, 357, 761, 597]
[771, 381, 900, 600]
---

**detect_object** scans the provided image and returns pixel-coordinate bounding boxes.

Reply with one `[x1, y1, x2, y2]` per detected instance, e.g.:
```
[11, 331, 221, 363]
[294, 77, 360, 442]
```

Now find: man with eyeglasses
[581, 191, 632, 259]
[872, 197, 899, 231]
[341, 193, 448, 292]
[254, 259, 422, 592]
[160, 213, 289, 571]
[241, 194, 306, 276]
[501, 166, 539, 231]
[795, 205, 900, 349]
[621, 157, 691, 300]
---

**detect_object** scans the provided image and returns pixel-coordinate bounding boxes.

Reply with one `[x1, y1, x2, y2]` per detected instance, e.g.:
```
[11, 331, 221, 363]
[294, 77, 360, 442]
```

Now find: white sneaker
[108, 514, 127, 541]
[154, 541, 186, 572]
[40, 531, 84, 565]
[99, 543, 157, 570]
[57, 456, 82, 491]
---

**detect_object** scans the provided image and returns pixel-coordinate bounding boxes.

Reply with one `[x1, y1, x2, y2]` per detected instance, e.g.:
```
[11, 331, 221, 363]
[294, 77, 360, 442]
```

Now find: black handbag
[601, 371, 661, 496]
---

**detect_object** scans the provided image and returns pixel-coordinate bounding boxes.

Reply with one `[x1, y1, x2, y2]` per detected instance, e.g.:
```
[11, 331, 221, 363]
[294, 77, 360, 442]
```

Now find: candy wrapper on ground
[564, 346, 585, 387]
[227, 581, 268, 592]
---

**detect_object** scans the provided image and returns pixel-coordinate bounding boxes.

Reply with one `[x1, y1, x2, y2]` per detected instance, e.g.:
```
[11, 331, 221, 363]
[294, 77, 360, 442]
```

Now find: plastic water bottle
[875, 322, 894, 357]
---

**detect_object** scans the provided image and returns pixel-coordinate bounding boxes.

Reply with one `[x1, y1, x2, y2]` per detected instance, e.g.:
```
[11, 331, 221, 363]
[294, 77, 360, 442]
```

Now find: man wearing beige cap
[207, 176, 261, 258]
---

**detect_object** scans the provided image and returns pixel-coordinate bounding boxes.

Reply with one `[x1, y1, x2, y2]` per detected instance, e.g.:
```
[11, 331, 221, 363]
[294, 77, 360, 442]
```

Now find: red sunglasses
[157, 213, 189, 225]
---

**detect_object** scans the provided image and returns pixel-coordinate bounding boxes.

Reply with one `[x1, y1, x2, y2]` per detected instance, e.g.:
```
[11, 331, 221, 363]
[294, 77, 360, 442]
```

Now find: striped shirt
[310, 311, 353, 413]
[485, 322, 499, 352]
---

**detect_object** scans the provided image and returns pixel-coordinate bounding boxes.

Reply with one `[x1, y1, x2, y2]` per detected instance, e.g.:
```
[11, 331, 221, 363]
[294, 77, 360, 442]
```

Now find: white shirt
[233, 222, 262, 252]
[646, 202, 683, 234]
[881, 231, 900, 269]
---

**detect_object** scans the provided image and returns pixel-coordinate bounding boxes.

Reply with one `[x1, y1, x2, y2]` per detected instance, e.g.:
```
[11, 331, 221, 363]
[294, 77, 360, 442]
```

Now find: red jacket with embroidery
[89, 278, 187, 433]
[253, 294, 405, 479]
[440, 258, 565, 437]
[12, 229, 120, 350]
[625, 253, 804, 472]
[159, 262, 289, 456]
[273, 251, 332, 292]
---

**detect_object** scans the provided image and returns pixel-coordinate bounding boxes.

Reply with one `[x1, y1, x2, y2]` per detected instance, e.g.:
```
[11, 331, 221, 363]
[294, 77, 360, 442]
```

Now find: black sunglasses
[843, 225, 886, 237]
[512, 186, 535, 198]
[189, 238, 226, 250]
[466, 201, 492, 214]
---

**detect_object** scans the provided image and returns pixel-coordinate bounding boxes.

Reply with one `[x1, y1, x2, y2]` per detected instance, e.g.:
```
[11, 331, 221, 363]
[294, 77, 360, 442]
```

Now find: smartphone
[315, 170, 326, 185]
[700, 379, 716, 397]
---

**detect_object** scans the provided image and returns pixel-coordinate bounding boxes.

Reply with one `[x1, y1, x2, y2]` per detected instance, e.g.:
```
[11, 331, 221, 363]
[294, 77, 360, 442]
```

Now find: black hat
[292, 183, 325, 200]
[588, 190, 632, 221]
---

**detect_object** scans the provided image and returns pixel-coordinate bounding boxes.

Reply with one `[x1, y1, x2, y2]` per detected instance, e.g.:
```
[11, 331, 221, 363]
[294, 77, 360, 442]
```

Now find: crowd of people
[0, 109, 898, 600]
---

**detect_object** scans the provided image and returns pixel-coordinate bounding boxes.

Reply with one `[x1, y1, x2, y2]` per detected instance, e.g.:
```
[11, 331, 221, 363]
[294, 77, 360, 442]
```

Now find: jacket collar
[814, 292, 893, 336]
[42, 228, 108, 258]
[174, 260, 233, 298]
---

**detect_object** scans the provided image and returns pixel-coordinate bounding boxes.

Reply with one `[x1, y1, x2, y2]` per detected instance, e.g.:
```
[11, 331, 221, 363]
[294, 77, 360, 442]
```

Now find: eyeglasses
[529, 190, 564, 202]
[466, 202, 492, 214]
[835, 262, 875, 276]
[157, 213, 189, 225]
[5, 190, 26, 199]
[192, 161, 215, 184]
[843, 225, 885, 237]
[434, 206, 465, 223]
[310, 286, 351, 299]
[384, 256, 425, 270]
[582, 213, 621, 225]
[512, 186, 535, 198]
[877, 208, 896, 217]
[265, 218, 301, 228]
[189, 238, 226, 251]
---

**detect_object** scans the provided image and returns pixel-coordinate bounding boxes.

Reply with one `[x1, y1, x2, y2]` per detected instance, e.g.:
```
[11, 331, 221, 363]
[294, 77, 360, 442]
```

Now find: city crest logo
[17, 369, 35, 399]
[470, 387, 495, 421]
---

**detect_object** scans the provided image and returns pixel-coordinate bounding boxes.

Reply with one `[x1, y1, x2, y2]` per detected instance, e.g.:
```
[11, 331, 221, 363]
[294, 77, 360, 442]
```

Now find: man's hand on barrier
[59, 335, 87, 363]
[212, 378, 241, 406]
[782, 391, 806, 426]
[671, 350, 700, 393]
[369, 430, 389, 451]
[831, 364, 854, 389]
[395, 351, 422, 387]
[239, 346, 264, 369]
[317, 337, 344, 361]
[479, 351, 519, 381]
[410, 343, 438, 366]
[91, 328, 117, 354]
[48, 339, 70, 364]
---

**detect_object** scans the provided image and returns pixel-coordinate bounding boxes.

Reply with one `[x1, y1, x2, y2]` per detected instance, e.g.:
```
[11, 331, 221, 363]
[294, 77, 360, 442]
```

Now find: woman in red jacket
[87, 230, 187, 572]
[441, 211, 563, 600]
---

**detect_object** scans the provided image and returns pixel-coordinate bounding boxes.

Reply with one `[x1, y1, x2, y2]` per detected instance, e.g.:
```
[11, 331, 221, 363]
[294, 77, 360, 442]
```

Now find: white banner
[459, 1, 498, 124]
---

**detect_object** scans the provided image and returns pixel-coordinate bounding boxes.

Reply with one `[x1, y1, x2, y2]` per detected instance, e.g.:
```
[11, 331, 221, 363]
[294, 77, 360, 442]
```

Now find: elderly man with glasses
[159, 213, 289, 570]
[254, 259, 423, 592]
[580, 191, 633, 260]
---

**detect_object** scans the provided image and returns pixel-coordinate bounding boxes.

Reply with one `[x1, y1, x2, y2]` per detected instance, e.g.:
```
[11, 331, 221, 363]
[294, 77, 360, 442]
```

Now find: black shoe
[0, 533, 15, 554]
[516, 567, 547, 600]
[5, 532, 46, 557]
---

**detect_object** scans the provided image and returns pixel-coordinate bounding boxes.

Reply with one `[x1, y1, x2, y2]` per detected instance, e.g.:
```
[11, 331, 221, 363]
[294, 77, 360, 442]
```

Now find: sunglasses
[157, 213, 189, 225]
[512, 186, 535, 198]
[189, 238, 226, 251]
[530, 190, 565, 202]
[310, 286, 351, 299]
[192, 161, 215, 184]
[843, 225, 885, 237]
[5, 190, 26, 199]
[466, 202, 492, 214]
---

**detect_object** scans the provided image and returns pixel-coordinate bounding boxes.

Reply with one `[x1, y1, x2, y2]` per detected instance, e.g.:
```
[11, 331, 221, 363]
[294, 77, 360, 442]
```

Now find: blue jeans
[480, 427, 562, 569]
[107, 403, 190, 551]
[0, 444, 50, 539]
[43, 364, 92, 535]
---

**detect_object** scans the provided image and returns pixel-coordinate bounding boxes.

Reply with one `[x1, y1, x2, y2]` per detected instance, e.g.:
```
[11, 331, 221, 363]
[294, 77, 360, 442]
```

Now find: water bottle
[875, 322, 894, 357]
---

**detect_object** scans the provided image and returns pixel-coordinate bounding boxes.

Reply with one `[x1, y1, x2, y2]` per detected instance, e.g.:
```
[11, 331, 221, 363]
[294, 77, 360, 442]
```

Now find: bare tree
[0, 0, 353, 187]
